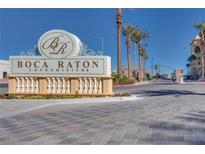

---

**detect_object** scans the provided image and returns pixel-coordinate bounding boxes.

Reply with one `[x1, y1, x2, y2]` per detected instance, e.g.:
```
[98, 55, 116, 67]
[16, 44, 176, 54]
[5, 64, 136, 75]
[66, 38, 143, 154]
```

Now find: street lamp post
[101, 36, 104, 52]
[151, 58, 154, 78]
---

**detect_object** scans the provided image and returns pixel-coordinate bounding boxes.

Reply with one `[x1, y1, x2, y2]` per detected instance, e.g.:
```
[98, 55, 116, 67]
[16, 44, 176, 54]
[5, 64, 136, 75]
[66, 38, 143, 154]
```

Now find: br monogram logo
[41, 35, 72, 55]
[38, 29, 82, 59]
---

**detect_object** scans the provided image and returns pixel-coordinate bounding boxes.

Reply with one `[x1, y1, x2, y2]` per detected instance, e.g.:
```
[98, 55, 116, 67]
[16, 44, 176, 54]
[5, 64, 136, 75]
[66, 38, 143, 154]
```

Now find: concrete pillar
[102, 78, 113, 95]
[9, 78, 16, 94]
[137, 68, 144, 82]
[70, 78, 79, 94]
[39, 78, 46, 94]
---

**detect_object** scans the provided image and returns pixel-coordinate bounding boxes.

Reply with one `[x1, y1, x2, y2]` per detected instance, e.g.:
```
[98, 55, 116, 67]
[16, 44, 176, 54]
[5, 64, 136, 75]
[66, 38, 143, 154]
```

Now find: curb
[114, 81, 152, 87]
[113, 84, 136, 87]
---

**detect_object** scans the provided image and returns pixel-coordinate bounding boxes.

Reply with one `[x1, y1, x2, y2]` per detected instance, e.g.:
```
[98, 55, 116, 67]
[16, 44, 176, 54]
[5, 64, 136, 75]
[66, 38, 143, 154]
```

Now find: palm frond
[131, 27, 140, 43]
[193, 21, 205, 32]
[121, 24, 135, 38]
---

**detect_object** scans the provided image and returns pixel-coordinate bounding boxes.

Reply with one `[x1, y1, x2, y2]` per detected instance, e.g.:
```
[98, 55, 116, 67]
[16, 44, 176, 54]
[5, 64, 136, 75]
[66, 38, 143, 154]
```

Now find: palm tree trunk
[201, 55, 205, 79]
[127, 39, 131, 79]
[144, 60, 147, 80]
[200, 31, 205, 80]
[116, 8, 122, 76]
[133, 42, 137, 70]
[138, 40, 142, 69]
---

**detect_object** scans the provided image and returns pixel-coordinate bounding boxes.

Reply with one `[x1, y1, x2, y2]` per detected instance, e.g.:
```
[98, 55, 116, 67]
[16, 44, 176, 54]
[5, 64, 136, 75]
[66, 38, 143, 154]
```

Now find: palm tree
[131, 27, 140, 70]
[141, 49, 148, 80]
[121, 24, 135, 79]
[116, 9, 122, 76]
[140, 48, 148, 67]
[136, 30, 150, 69]
[193, 21, 205, 79]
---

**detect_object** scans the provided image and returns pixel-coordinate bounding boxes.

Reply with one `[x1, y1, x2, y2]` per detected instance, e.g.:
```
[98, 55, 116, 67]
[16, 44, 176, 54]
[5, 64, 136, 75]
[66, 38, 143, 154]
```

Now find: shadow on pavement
[135, 89, 205, 97]
[139, 110, 205, 144]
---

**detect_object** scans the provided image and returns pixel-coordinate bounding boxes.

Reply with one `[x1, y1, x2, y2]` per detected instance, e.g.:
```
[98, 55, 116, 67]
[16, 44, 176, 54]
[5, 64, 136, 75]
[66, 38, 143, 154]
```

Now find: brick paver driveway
[1, 80, 205, 144]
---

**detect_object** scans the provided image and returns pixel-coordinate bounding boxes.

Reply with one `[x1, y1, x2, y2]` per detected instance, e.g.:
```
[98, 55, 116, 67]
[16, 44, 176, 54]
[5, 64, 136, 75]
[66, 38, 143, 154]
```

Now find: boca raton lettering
[42, 35, 72, 55]
[16, 60, 99, 69]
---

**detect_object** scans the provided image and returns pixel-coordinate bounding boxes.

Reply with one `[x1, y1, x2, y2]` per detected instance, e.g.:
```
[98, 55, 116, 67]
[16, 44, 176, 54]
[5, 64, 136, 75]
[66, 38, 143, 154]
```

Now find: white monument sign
[9, 29, 113, 96]
[10, 29, 111, 77]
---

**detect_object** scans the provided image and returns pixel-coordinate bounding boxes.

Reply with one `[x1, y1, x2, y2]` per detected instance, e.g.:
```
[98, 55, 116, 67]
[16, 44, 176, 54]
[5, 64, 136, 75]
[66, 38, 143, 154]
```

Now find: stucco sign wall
[10, 29, 111, 77]
[10, 56, 111, 77]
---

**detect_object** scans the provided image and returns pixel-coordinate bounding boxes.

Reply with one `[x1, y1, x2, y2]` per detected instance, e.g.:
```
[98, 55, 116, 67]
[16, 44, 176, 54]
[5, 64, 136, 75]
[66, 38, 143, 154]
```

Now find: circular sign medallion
[38, 29, 82, 59]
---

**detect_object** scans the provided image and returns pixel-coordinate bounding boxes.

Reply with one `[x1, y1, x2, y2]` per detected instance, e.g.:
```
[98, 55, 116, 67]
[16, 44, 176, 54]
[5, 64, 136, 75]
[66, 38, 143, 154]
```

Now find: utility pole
[151, 58, 154, 78]
[101, 36, 104, 52]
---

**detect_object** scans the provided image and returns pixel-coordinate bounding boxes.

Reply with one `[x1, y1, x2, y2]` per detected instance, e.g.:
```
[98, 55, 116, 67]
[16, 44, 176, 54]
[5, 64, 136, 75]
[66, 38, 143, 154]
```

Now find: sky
[0, 8, 205, 74]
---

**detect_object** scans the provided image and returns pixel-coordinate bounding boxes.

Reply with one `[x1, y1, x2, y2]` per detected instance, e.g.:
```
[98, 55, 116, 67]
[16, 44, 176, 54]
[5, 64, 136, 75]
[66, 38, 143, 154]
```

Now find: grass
[0, 94, 82, 99]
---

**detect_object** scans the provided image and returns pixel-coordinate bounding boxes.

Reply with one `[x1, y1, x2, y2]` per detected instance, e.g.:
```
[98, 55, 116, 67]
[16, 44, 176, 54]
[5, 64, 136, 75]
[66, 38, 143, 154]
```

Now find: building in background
[0, 60, 10, 79]
[189, 35, 205, 79]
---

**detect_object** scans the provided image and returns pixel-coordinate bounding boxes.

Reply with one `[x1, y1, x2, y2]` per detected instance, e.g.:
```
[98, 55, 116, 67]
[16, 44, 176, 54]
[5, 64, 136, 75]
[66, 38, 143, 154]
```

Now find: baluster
[51, 78, 56, 93]
[35, 78, 39, 93]
[98, 78, 102, 94]
[66, 78, 70, 93]
[84, 78, 87, 94]
[79, 78, 83, 94]
[88, 78, 92, 94]
[25, 77, 29, 93]
[16, 77, 20, 93]
[57, 78, 61, 94]
[21, 77, 25, 93]
[30, 77, 34, 93]
[93, 78, 97, 94]
[47, 78, 51, 94]
[61, 78, 66, 94]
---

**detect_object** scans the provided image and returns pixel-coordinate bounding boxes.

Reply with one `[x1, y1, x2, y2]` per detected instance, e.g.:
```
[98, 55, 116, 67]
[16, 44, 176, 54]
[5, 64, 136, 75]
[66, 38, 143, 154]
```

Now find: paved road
[1, 80, 205, 144]
[0, 83, 8, 95]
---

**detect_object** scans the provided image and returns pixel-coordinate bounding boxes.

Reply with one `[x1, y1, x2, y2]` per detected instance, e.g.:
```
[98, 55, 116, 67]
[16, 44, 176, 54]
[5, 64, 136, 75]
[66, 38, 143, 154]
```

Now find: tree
[116, 9, 122, 76]
[136, 30, 150, 69]
[140, 48, 148, 67]
[141, 49, 148, 80]
[131, 27, 140, 70]
[116, 9, 133, 76]
[121, 24, 135, 79]
[193, 21, 205, 79]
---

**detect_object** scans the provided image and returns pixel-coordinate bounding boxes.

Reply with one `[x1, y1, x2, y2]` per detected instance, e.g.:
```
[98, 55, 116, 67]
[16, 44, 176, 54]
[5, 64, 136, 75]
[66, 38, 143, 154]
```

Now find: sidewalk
[0, 95, 143, 118]
[0, 79, 8, 84]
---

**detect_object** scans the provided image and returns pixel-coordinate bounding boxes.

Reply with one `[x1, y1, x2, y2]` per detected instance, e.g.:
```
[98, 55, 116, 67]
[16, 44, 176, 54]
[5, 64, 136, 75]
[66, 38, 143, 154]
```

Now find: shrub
[7, 94, 15, 99]
[20, 94, 82, 99]
[0, 94, 7, 99]
[112, 73, 136, 85]
[120, 78, 136, 84]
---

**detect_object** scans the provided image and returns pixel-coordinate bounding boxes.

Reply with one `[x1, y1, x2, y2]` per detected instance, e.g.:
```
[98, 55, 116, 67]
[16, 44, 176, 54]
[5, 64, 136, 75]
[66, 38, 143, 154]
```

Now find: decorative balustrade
[78, 77, 103, 94]
[10, 76, 109, 95]
[15, 77, 39, 94]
